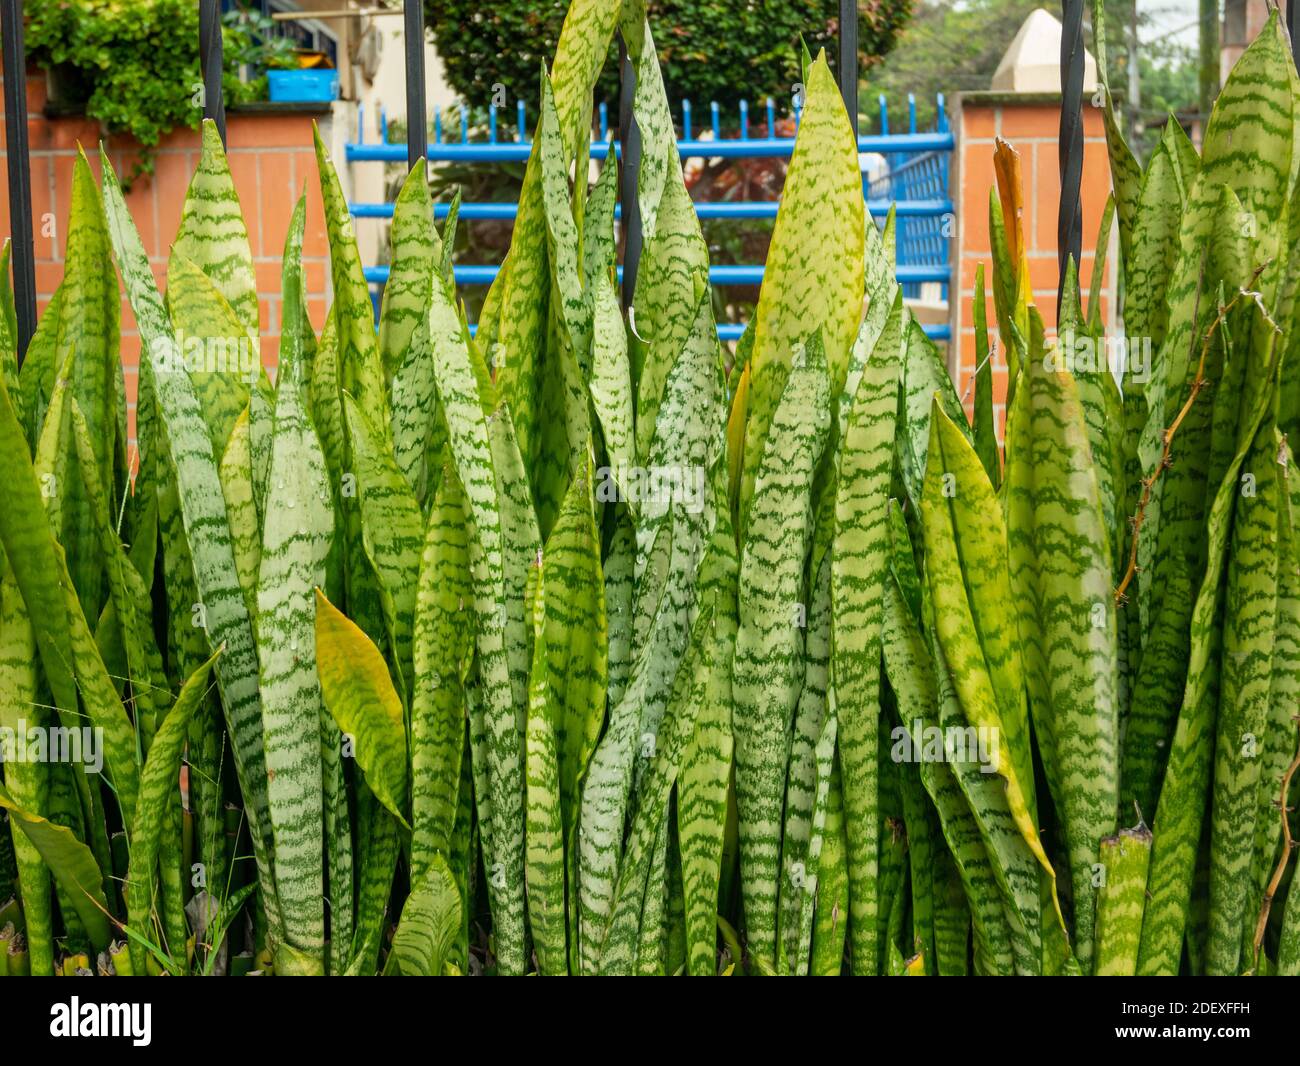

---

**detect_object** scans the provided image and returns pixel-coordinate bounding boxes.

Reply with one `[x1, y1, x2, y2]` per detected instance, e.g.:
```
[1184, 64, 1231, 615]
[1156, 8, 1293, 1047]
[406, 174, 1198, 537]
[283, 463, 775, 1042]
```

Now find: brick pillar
[1, 69, 335, 441]
[948, 92, 1116, 435]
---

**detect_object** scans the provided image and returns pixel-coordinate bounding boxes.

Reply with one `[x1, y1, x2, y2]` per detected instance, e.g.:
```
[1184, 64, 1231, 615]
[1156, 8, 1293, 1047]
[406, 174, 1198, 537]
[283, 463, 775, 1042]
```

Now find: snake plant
[0, 0, 1299, 978]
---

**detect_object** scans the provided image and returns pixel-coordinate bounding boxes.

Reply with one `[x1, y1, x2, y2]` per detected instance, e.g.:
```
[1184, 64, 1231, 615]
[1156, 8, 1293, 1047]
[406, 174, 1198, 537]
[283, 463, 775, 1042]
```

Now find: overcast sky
[1140, 0, 1204, 48]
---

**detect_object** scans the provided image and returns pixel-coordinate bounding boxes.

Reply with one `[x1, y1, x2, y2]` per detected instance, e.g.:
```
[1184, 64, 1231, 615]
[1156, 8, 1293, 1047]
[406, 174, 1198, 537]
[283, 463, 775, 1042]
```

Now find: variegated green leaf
[411, 470, 474, 884]
[315, 589, 410, 827]
[100, 147, 281, 944]
[0, 780, 110, 955]
[387, 854, 461, 976]
[426, 273, 527, 974]
[831, 304, 903, 975]
[256, 202, 335, 966]
[173, 119, 259, 344]
[733, 335, 830, 970]
[165, 252, 254, 457]
[1092, 822, 1152, 976]
[314, 125, 390, 440]
[740, 53, 863, 526]
[125, 650, 221, 974]
[1004, 322, 1120, 974]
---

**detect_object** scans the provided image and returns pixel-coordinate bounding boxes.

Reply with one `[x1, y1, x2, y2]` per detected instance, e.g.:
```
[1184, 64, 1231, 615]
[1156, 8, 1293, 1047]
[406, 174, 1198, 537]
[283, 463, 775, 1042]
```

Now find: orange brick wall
[0, 70, 335, 441]
[949, 94, 1116, 437]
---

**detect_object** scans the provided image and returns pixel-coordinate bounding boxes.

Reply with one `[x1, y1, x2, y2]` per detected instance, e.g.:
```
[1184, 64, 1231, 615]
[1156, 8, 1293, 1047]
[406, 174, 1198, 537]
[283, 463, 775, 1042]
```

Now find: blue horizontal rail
[363, 263, 950, 287]
[344, 132, 954, 164]
[456, 319, 948, 343]
[352, 92, 954, 333]
[347, 198, 954, 221]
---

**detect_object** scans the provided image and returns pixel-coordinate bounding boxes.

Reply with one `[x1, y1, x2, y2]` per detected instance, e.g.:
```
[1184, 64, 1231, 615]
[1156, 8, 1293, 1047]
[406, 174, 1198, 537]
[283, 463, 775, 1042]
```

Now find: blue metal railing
[347, 94, 954, 341]
[867, 93, 951, 302]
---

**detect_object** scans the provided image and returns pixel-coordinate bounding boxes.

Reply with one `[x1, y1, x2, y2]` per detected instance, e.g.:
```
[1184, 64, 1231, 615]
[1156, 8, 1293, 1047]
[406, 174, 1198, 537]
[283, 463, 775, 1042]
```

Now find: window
[222, 0, 340, 65]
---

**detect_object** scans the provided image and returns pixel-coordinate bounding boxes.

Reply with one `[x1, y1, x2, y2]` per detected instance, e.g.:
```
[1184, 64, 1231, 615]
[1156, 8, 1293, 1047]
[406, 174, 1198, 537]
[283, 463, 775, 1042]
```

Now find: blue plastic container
[268, 69, 339, 103]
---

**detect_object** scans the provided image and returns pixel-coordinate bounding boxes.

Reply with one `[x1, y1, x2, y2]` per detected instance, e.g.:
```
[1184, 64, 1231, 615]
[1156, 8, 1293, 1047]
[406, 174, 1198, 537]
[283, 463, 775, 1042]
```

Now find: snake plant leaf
[426, 277, 528, 974]
[600, 602, 714, 974]
[173, 119, 259, 345]
[865, 207, 899, 311]
[0, 781, 111, 954]
[897, 307, 967, 508]
[733, 334, 831, 971]
[1138, 326, 1282, 974]
[538, 70, 591, 370]
[1092, 822, 1152, 976]
[779, 547, 831, 976]
[68, 399, 169, 731]
[1119, 551, 1192, 821]
[678, 508, 738, 976]
[602, 510, 636, 709]
[0, 367, 86, 763]
[1138, 187, 1251, 658]
[50, 150, 120, 620]
[387, 854, 462, 976]
[537, 457, 607, 854]
[1139, 17, 1296, 601]
[125, 649, 221, 974]
[880, 574, 1015, 975]
[487, 0, 619, 479]
[532, 73, 595, 535]
[603, 286, 725, 809]
[343, 392, 424, 694]
[487, 404, 541, 732]
[590, 273, 634, 480]
[390, 318, 441, 507]
[218, 406, 261, 621]
[987, 190, 1020, 383]
[165, 252, 255, 457]
[1125, 122, 1198, 353]
[313, 125, 391, 442]
[790, 709, 837, 977]
[256, 208, 335, 967]
[16, 282, 60, 449]
[809, 759, 851, 975]
[100, 148, 282, 943]
[625, 25, 711, 462]
[583, 149, 619, 286]
[315, 589, 410, 828]
[524, 560, 568, 974]
[1206, 428, 1280, 975]
[831, 301, 903, 975]
[382, 165, 444, 504]
[579, 513, 693, 973]
[1060, 271, 1124, 567]
[1086, 196, 1115, 333]
[1004, 318, 1120, 974]
[380, 160, 439, 387]
[971, 264, 999, 489]
[351, 789, 401, 976]
[0, 563, 54, 976]
[411, 472, 475, 884]
[740, 53, 863, 527]
[0, 241, 16, 403]
[921, 401, 1071, 967]
[1243, 448, 1300, 964]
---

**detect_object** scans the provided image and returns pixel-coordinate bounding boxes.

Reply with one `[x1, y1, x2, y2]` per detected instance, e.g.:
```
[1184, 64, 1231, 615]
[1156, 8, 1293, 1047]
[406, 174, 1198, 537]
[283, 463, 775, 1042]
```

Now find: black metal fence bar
[618, 38, 642, 311]
[1290, 0, 1300, 70]
[199, 0, 227, 144]
[2, 0, 34, 366]
[839, 0, 859, 136]
[1057, 0, 1084, 316]
[404, 0, 428, 170]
